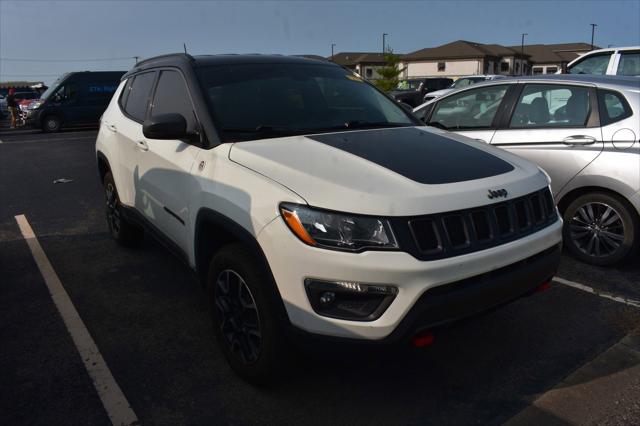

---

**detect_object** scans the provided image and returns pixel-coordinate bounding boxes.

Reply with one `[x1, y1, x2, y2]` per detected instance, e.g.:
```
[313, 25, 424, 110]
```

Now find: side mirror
[143, 113, 187, 139]
[398, 102, 414, 113]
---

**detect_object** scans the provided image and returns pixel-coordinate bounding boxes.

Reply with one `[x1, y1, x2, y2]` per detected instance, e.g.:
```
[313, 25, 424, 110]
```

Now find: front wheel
[207, 243, 287, 384]
[103, 172, 143, 247]
[563, 192, 638, 266]
[42, 115, 62, 133]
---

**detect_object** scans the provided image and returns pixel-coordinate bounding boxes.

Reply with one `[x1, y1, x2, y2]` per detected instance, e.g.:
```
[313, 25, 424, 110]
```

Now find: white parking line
[14, 214, 139, 426]
[2, 136, 95, 144]
[554, 276, 640, 308]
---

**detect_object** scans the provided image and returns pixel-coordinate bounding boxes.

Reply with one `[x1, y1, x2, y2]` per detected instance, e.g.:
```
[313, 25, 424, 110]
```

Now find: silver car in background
[414, 75, 640, 266]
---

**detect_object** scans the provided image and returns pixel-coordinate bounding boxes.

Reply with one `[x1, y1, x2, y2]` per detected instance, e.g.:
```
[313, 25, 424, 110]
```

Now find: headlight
[279, 203, 398, 251]
[28, 101, 43, 110]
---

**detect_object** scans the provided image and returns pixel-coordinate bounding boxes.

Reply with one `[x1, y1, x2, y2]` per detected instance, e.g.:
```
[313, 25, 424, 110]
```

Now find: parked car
[563, 46, 640, 77]
[422, 75, 508, 103]
[14, 91, 40, 108]
[390, 77, 453, 106]
[414, 74, 640, 266]
[26, 71, 125, 132]
[97, 53, 562, 382]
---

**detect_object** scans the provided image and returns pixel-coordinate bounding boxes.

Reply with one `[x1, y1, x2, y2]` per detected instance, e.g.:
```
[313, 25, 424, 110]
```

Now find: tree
[374, 49, 405, 92]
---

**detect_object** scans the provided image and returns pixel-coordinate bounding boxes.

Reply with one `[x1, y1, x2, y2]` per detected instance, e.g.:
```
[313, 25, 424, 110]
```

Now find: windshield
[395, 80, 422, 91]
[196, 63, 416, 142]
[40, 74, 68, 100]
[451, 77, 485, 88]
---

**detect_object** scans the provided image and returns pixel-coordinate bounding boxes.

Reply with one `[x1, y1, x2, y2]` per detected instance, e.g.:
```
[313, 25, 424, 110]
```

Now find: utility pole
[521, 33, 528, 75]
[331, 43, 335, 61]
[590, 24, 597, 50]
[382, 33, 388, 55]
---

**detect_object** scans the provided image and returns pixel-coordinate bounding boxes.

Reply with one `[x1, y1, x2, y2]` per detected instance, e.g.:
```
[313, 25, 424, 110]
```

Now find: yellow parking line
[14, 214, 139, 426]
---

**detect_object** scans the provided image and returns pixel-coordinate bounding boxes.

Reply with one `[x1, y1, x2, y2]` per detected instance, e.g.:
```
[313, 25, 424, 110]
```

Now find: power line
[0, 57, 136, 63]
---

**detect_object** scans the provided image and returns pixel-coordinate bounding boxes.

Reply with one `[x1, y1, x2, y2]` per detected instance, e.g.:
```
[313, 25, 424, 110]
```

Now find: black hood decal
[309, 127, 514, 184]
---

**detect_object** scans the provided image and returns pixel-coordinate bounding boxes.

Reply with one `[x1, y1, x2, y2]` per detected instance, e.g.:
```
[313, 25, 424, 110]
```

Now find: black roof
[125, 53, 335, 79]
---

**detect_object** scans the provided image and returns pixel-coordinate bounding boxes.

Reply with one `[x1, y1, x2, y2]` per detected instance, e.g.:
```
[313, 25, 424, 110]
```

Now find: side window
[124, 72, 155, 122]
[428, 85, 508, 130]
[151, 70, 197, 133]
[617, 51, 640, 76]
[567, 53, 611, 75]
[598, 89, 633, 125]
[509, 85, 590, 128]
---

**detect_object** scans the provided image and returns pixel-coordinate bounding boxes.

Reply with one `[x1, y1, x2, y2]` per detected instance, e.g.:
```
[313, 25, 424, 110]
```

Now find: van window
[568, 53, 611, 75]
[151, 70, 197, 133]
[617, 51, 640, 76]
[124, 72, 155, 121]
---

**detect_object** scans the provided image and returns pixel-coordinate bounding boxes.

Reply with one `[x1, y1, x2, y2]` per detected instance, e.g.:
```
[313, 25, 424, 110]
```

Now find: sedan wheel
[569, 202, 625, 258]
[563, 192, 638, 266]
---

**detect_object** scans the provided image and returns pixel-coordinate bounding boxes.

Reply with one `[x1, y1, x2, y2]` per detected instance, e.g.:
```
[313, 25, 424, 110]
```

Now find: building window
[546, 67, 558, 74]
[532, 67, 543, 75]
[500, 62, 509, 72]
[437, 62, 446, 72]
[365, 68, 373, 78]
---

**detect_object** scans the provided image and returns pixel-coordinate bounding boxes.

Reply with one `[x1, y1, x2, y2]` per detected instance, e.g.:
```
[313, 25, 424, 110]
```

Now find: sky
[1, 0, 639, 84]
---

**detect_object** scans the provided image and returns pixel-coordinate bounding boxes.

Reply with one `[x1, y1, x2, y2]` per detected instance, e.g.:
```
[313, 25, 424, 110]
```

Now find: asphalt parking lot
[1, 127, 639, 426]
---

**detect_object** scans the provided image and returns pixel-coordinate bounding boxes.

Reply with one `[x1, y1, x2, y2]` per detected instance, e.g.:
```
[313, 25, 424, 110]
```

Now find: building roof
[330, 52, 387, 66]
[0, 81, 44, 89]
[404, 40, 526, 61]
[506, 43, 595, 64]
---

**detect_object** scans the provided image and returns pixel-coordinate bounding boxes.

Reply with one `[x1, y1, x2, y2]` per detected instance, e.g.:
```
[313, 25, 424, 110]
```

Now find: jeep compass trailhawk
[96, 53, 562, 382]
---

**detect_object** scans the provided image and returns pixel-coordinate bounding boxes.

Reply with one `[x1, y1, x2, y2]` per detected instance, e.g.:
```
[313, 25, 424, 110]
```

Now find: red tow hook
[536, 280, 552, 293]
[412, 330, 436, 348]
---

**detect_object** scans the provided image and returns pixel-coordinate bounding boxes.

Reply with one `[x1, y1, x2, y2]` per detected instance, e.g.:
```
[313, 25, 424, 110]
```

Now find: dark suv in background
[390, 77, 453, 107]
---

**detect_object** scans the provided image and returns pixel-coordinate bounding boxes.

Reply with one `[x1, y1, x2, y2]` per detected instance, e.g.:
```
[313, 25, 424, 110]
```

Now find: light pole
[590, 24, 597, 50]
[521, 33, 528, 75]
[382, 33, 388, 55]
[331, 43, 335, 61]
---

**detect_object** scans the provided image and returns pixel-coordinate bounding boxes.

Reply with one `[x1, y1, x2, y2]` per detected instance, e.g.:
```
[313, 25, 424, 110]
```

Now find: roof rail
[135, 53, 195, 67]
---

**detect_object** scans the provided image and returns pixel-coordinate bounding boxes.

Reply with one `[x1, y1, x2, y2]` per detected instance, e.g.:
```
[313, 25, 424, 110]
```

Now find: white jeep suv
[96, 53, 562, 382]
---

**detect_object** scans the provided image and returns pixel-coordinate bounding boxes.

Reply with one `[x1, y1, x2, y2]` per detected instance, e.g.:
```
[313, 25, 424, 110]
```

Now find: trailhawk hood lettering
[229, 126, 547, 216]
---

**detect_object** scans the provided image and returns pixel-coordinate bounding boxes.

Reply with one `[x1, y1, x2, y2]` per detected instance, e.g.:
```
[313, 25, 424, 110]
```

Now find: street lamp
[382, 33, 388, 55]
[521, 33, 528, 75]
[590, 24, 598, 50]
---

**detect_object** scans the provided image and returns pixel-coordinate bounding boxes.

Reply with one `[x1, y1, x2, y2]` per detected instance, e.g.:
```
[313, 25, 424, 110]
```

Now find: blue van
[26, 71, 125, 132]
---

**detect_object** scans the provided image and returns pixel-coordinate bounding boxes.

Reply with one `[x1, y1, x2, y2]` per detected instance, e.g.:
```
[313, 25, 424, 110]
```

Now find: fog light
[305, 279, 398, 321]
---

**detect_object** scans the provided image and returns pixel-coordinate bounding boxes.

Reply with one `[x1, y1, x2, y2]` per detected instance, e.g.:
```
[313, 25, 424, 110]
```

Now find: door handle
[136, 140, 149, 152]
[563, 135, 596, 145]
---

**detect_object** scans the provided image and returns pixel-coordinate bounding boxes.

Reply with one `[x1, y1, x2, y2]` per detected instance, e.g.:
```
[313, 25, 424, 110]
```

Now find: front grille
[408, 187, 558, 260]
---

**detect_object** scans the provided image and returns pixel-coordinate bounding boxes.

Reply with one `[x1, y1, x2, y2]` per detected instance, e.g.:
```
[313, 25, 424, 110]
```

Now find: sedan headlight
[279, 203, 398, 251]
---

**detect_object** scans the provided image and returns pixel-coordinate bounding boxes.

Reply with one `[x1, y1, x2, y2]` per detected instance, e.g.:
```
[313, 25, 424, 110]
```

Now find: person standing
[7, 88, 18, 129]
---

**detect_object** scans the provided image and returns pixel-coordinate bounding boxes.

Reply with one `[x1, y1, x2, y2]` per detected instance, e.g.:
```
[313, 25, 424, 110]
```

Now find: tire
[42, 115, 62, 133]
[207, 243, 287, 384]
[563, 192, 639, 266]
[103, 172, 143, 247]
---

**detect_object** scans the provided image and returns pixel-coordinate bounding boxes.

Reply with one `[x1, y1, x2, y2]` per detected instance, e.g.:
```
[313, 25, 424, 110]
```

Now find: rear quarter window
[597, 89, 633, 125]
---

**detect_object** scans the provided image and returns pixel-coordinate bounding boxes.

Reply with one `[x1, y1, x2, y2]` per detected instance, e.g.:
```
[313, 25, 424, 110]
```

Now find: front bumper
[258, 215, 563, 341]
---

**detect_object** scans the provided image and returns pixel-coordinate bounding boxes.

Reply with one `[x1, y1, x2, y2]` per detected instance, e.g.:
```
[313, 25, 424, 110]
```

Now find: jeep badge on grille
[488, 189, 508, 199]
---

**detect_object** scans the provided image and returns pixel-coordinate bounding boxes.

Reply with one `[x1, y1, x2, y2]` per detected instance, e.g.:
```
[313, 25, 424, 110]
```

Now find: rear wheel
[103, 172, 143, 247]
[563, 192, 638, 266]
[42, 115, 62, 133]
[207, 243, 287, 384]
